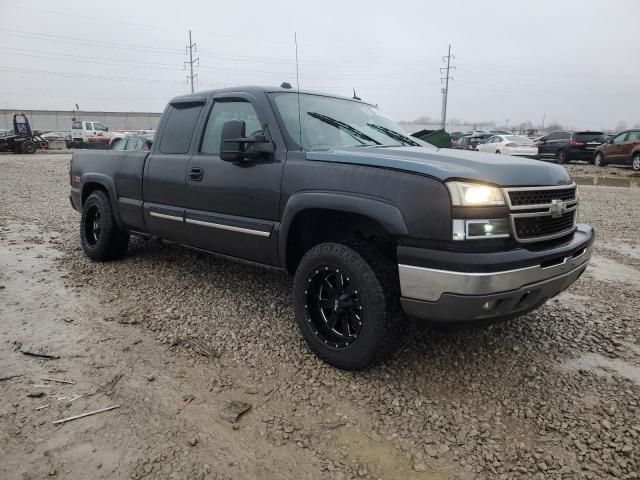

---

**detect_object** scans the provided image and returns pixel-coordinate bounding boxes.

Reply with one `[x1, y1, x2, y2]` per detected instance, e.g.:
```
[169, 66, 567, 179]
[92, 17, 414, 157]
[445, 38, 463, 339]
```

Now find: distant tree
[614, 121, 628, 132]
[545, 123, 563, 133]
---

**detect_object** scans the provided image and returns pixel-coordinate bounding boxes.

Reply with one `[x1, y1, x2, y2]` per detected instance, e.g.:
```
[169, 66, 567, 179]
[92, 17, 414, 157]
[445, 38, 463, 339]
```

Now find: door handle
[189, 167, 203, 181]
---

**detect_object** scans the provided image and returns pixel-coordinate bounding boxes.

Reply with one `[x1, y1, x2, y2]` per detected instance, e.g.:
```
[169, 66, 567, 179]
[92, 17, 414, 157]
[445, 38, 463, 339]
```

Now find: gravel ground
[1, 153, 639, 479]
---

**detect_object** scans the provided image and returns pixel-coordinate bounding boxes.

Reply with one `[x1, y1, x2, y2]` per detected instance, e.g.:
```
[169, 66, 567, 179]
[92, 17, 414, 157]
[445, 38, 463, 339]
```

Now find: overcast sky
[1, 0, 638, 130]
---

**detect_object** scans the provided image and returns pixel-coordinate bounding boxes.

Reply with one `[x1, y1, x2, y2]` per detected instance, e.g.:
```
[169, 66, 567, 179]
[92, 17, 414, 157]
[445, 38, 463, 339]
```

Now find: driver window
[612, 132, 628, 144]
[200, 100, 262, 154]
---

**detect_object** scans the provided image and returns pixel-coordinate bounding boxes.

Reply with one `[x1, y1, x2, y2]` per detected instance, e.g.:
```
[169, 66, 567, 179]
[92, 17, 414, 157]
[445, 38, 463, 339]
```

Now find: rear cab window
[159, 103, 203, 154]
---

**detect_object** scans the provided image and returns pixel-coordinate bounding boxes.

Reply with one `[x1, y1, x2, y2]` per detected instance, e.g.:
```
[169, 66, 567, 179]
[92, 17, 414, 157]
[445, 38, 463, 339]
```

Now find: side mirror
[145, 139, 153, 149]
[220, 120, 275, 162]
[606, 138, 612, 144]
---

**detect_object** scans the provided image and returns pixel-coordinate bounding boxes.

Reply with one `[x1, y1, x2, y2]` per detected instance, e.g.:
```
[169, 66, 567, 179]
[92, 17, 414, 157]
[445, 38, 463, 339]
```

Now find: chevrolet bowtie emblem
[549, 199, 568, 218]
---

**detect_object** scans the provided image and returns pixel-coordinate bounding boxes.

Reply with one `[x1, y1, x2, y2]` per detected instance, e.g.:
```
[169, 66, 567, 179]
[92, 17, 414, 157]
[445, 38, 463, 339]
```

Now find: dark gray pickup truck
[70, 85, 594, 369]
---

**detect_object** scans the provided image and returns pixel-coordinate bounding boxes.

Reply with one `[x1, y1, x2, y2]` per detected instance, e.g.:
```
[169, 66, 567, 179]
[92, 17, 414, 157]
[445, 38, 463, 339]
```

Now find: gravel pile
[1, 154, 639, 479]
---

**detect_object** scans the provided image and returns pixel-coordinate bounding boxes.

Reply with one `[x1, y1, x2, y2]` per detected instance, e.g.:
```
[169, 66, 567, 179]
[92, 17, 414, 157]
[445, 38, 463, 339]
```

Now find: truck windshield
[271, 92, 418, 151]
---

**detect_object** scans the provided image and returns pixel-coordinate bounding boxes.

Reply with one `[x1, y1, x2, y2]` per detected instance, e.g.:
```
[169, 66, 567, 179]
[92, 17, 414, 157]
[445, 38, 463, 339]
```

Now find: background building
[0, 109, 161, 132]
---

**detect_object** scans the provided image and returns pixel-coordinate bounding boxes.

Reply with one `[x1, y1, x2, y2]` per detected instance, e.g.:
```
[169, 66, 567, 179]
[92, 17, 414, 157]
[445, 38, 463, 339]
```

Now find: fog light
[482, 300, 497, 311]
[452, 219, 510, 240]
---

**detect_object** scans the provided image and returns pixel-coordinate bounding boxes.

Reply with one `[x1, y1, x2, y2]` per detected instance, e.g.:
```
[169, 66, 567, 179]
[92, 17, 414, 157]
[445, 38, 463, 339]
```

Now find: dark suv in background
[537, 131, 606, 164]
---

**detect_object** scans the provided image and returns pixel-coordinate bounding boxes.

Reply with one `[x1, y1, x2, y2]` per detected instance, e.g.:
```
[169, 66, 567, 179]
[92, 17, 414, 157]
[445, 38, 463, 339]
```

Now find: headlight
[447, 181, 505, 207]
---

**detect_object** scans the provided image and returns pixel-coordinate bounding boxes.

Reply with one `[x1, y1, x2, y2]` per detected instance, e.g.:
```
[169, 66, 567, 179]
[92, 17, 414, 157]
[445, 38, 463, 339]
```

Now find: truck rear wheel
[293, 242, 401, 370]
[80, 190, 129, 261]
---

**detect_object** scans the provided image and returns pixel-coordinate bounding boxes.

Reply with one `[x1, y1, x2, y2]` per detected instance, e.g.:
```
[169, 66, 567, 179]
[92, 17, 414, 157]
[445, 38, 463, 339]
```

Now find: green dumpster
[411, 129, 451, 148]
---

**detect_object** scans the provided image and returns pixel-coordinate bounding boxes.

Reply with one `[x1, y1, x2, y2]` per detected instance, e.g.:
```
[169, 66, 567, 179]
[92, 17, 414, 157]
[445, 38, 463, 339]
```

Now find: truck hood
[306, 146, 573, 187]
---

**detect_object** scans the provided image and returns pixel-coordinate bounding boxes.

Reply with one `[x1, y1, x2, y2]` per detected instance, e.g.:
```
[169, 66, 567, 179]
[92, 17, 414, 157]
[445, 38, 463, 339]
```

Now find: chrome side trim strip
[185, 218, 271, 237]
[398, 242, 592, 302]
[150, 211, 183, 222]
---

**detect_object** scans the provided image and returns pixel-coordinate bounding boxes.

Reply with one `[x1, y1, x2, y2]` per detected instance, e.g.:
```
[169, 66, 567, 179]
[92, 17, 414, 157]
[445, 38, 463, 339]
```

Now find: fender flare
[278, 191, 408, 268]
[80, 173, 124, 228]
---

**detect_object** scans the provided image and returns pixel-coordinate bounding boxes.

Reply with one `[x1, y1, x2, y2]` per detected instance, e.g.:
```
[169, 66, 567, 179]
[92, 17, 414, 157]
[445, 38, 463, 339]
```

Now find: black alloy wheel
[84, 205, 102, 246]
[80, 190, 129, 261]
[304, 266, 363, 349]
[293, 242, 402, 370]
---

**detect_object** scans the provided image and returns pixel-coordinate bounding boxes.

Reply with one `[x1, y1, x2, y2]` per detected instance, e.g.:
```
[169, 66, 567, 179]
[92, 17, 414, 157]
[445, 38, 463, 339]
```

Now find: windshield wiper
[366, 123, 419, 146]
[307, 112, 381, 146]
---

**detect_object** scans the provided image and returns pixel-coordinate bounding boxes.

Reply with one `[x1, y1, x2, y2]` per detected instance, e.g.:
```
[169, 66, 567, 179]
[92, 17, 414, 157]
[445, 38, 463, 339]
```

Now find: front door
[184, 93, 285, 266]
[607, 131, 629, 160]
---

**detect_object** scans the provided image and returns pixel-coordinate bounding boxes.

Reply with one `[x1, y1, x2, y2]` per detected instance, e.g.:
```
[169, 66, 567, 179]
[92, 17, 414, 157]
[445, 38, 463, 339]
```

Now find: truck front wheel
[80, 190, 129, 261]
[293, 242, 401, 370]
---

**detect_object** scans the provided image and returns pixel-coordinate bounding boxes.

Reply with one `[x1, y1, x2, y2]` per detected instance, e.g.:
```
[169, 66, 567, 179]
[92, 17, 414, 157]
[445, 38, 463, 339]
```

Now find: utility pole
[184, 30, 199, 93]
[440, 44, 455, 130]
[541, 113, 546, 133]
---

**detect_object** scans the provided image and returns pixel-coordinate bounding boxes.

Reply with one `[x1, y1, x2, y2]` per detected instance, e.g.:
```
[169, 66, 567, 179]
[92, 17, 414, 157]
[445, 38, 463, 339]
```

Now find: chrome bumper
[399, 241, 593, 302]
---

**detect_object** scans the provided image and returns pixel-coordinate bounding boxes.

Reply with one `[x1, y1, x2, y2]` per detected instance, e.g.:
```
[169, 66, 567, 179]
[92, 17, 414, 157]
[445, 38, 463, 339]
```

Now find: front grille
[514, 211, 576, 240]
[508, 187, 576, 207]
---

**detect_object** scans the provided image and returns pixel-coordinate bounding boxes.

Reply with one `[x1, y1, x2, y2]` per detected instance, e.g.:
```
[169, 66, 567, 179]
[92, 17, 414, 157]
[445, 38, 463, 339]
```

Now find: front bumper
[398, 224, 594, 322]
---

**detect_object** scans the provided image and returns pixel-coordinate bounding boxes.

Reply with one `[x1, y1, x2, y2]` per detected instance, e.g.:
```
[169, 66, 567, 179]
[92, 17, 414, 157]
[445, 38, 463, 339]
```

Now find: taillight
[505, 143, 516, 147]
[570, 141, 584, 147]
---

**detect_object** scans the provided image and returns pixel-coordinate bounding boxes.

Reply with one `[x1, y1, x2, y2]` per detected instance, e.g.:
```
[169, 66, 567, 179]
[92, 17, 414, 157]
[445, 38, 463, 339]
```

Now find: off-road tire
[556, 149, 568, 164]
[293, 242, 402, 370]
[80, 190, 129, 261]
[19, 140, 37, 154]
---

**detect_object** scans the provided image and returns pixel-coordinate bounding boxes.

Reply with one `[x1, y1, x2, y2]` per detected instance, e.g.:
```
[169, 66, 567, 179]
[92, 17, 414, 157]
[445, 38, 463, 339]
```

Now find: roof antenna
[294, 32, 302, 148]
[352, 88, 361, 101]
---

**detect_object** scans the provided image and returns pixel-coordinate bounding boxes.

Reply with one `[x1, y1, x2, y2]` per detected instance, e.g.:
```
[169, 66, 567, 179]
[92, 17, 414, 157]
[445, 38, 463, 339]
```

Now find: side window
[85, 122, 92, 130]
[627, 131, 640, 141]
[159, 104, 203, 154]
[546, 133, 557, 141]
[112, 138, 126, 151]
[561, 132, 571, 140]
[72, 121, 82, 129]
[127, 138, 142, 150]
[94, 123, 107, 132]
[200, 100, 262, 155]
[612, 132, 628, 144]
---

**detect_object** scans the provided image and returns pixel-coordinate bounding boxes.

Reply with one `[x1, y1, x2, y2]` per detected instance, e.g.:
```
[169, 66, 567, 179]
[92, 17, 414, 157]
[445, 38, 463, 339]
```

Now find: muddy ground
[1, 153, 639, 480]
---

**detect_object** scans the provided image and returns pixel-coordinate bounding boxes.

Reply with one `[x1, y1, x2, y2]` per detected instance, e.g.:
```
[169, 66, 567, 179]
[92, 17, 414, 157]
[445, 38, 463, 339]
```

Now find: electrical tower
[184, 30, 199, 93]
[440, 44, 455, 130]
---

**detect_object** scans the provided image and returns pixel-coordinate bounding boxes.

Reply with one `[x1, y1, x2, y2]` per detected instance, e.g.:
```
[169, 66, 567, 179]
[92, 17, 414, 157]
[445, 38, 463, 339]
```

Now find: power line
[440, 44, 455, 129]
[184, 30, 199, 93]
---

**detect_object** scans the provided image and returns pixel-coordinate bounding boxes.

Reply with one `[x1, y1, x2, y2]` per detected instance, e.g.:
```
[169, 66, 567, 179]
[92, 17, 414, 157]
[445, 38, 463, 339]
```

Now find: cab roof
[168, 85, 374, 107]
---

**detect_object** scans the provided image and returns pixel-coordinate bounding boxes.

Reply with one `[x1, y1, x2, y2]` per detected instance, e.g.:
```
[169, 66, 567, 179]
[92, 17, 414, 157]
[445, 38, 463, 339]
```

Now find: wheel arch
[80, 174, 124, 228]
[279, 192, 408, 275]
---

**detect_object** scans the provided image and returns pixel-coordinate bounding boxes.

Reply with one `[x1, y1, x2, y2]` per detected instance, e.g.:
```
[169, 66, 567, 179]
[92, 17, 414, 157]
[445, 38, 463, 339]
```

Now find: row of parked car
[449, 129, 640, 170]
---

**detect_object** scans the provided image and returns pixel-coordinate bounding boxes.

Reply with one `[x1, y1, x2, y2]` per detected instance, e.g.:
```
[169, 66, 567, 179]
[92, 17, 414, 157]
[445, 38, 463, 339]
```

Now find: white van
[70, 120, 113, 148]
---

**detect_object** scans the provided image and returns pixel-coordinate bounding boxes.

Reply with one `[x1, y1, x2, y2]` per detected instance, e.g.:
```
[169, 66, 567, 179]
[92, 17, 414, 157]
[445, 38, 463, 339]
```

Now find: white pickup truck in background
[69, 120, 115, 148]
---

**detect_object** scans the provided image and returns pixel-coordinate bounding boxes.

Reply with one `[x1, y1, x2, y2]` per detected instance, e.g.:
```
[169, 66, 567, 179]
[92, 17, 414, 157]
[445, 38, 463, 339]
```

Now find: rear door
[143, 99, 205, 242]
[184, 92, 285, 265]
